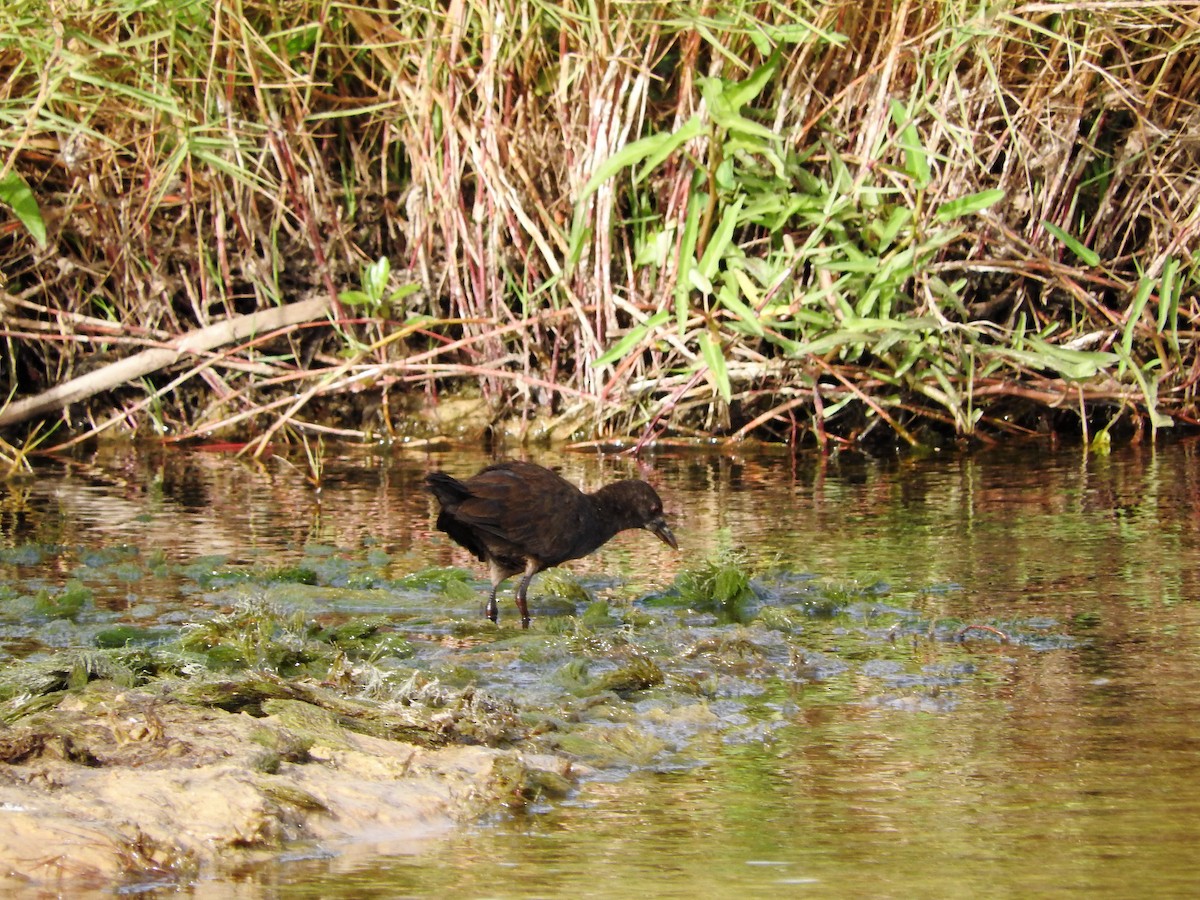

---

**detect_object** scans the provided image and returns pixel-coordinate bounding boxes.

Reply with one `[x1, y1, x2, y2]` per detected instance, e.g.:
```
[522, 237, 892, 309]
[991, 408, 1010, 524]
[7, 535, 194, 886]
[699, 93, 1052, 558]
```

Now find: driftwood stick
[0, 297, 331, 429]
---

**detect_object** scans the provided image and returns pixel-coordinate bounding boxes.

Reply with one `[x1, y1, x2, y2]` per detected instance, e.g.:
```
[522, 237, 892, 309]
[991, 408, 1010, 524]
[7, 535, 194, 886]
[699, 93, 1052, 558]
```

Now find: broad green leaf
[724, 48, 780, 109]
[387, 283, 422, 304]
[633, 116, 705, 183]
[338, 290, 375, 308]
[698, 197, 744, 282]
[579, 119, 703, 201]
[1043, 221, 1101, 267]
[701, 77, 780, 144]
[593, 310, 670, 368]
[0, 170, 46, 247]
[714, 157, 736, 190]
[363, 256, 391, 300]
[935, 189, 1004, 222]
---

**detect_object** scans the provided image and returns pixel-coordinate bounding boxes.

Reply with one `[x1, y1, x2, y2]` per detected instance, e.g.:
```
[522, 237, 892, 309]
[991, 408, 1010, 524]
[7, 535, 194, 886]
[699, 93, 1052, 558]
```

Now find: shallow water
[3, 440, 1200, 897]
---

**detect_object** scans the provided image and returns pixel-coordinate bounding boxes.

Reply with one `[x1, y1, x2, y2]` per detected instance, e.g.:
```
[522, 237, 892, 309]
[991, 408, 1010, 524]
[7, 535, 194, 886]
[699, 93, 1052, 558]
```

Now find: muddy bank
[0, 682, 573, 892]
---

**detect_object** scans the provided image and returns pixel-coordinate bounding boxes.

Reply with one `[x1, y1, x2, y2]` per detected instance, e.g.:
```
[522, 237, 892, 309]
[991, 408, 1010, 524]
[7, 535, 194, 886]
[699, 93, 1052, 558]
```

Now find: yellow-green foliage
[2, 2, 1196, 444]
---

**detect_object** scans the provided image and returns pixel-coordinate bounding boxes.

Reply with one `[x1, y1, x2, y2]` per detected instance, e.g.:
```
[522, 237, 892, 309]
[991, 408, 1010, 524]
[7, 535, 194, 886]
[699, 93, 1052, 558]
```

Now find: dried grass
[1, 0, 1197, 454]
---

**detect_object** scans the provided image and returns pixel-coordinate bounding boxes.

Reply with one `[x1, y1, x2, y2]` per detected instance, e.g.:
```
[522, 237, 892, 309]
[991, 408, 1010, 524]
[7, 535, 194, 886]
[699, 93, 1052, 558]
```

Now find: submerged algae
[0, 536, 1073, 893]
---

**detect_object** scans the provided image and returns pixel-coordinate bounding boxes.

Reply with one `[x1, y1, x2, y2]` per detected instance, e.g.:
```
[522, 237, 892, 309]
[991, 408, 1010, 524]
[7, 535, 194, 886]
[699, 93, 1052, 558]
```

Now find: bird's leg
[486, 561, 509, 624]
[515, 562, 538, 629]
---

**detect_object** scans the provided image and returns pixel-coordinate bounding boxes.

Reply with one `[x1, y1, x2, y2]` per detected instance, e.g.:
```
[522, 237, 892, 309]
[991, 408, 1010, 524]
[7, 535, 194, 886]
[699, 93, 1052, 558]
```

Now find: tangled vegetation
[1, 1, 1198, 462]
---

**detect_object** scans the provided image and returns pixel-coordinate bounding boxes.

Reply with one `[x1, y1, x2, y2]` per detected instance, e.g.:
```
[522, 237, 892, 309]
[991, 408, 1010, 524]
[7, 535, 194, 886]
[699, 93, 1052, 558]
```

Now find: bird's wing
[455, 464, 590, 564]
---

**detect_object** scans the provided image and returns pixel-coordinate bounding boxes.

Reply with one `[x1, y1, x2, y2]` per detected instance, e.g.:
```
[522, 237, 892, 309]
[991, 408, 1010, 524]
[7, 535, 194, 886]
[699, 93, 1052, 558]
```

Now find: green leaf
[1121, 274, 1156, 364]
[362, 256, 391, 301]
[1115, 344, 1174, 431]
[698, 198, 744, 283]
[785, 316, 943, 358]
[566, 219, 592, 272]
[633, 116, 706, 183]
[721, 137, 786, 178]
[1156, 256, 1180, 335]
[872, 206, 912, 249]
[1043, 221, 1101, 267]
[935, 189, 1004, 222]
[634, 228, 674, 268]
[567, 118, 704, 274]
[593, 311, 670, 368]
[717, 276, 763, 337]
[729, 268, 763, 310]
[675, 192, 704, 331]
[889, 100, 930, 189]
[996, 337, 1118, 380]
[700, 76, 780, 145]
[687, 267, 715, 296]
[724, 48, 780, 109]
[388, 283, 422, 304]
[698, 331, 732, 402]
[579, 118, 704, 202]
[0, 170, 46, 247]
[338, 290, 375, 308]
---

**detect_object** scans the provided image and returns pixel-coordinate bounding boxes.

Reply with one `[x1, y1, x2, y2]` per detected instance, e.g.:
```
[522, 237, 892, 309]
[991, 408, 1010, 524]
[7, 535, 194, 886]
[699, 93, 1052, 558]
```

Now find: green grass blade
[1121, 274, 1156, 365]
[675, 191, 704, 332]
[935, 189, 1004, 222]
[594, 311, 670, 368]
[889, 100, 930, 189]
[698, 331, 731, 402]
[0, 171, 46, 247]
[1043, 221, 1101, 267]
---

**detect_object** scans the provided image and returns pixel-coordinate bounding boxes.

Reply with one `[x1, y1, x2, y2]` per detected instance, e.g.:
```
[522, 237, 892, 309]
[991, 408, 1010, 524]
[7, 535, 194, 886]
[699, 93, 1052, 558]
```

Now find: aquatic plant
[656, 548, 759, 622]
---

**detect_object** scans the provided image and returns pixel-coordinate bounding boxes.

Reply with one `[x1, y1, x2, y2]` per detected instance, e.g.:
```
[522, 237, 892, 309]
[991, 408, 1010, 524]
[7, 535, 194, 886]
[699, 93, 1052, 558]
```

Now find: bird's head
[595, 479, 678, 550]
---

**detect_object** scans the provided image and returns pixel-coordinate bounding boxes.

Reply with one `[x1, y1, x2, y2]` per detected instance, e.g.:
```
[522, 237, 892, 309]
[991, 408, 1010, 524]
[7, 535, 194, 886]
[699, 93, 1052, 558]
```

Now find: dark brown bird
[425, 460, 678, 628]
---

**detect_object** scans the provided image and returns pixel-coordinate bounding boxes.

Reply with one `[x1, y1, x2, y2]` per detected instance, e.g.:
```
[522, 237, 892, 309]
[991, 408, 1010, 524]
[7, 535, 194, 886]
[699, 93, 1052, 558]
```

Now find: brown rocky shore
[0, 683, 574, 892]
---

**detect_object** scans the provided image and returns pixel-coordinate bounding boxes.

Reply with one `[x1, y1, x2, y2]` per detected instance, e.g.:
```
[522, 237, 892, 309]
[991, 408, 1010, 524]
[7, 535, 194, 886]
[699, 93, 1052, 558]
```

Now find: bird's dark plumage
[425, 460, 678, 627]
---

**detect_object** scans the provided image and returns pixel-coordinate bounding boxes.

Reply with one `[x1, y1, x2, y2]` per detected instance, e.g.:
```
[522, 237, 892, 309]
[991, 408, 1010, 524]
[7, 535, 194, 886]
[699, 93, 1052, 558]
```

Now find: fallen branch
[0, 297, 332, 429]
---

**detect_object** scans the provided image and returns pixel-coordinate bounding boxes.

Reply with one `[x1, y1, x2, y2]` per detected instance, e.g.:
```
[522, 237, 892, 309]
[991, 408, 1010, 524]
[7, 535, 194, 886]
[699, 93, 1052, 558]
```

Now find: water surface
[2, 440, 1199, 897]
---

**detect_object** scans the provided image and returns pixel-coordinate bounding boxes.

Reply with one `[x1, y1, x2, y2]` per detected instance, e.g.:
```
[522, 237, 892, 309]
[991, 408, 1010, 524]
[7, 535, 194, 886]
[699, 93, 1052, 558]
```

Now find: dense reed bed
[1, 1, 1198, 463]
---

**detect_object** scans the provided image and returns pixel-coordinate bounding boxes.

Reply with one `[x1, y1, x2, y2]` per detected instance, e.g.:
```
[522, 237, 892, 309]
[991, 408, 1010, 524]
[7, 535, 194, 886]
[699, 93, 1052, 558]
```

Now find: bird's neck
[589, 483, 641, 535]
